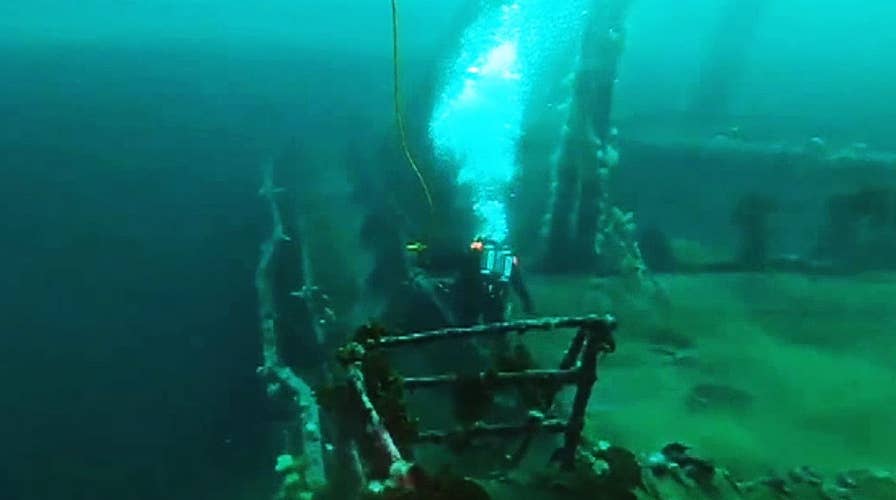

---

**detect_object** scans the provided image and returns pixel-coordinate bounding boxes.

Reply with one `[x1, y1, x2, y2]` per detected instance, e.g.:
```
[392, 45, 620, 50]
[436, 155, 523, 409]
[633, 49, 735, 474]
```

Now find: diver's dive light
[405, 241, 428, 253]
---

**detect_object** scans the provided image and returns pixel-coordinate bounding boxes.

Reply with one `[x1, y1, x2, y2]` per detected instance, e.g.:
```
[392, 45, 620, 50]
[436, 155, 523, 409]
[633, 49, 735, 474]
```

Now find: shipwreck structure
[541, 0, 646, 277]
[254, 151, 621, 498]
[333, 315, 617, 488]
[252, 1, 896, 498]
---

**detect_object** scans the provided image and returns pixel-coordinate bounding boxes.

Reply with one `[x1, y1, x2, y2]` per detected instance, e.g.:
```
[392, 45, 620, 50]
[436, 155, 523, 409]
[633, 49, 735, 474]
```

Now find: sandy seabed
[524, 272, 896, 479]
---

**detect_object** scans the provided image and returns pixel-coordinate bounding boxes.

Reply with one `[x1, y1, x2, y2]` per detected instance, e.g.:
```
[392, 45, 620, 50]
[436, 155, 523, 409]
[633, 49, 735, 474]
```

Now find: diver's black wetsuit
[398, 243, 536, 377]
[421, 244, 535, 326]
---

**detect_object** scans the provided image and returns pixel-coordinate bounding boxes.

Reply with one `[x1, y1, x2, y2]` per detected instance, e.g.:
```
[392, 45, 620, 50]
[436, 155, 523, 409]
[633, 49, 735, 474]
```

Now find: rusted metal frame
[370, 314, 616, 349]
[506, 327, 589, 467]
[344, 360, 406, 477]
[402, 367, 582, 390]
[343, 316, 616, 477]
[556, 325, 614, 468]
[256, 162, 327, 489]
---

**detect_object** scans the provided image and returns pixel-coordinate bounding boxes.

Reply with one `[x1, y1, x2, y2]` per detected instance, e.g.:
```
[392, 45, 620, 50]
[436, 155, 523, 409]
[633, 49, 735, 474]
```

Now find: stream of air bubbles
[429, 0, 587, 243]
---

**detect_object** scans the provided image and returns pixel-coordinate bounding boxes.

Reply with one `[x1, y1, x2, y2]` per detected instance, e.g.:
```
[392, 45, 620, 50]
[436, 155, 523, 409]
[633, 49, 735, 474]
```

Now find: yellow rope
[391, 0, 435, 223]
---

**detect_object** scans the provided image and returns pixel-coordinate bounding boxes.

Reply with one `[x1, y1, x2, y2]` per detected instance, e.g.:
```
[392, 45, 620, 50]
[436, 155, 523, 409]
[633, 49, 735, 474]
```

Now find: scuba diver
[455, 236, 535, 325]
[395, 237, 537, 381]
[407, 236, 535, 327]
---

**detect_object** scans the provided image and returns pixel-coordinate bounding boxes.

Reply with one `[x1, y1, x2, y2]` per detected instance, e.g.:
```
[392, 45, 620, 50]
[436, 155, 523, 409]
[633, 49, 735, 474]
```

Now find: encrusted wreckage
[255, 162, 896, 499]
[254, 158, 622, 498]
[542, 0, 645, 278]
[255, 161, 331, 498]
[335, 314, 617, 490]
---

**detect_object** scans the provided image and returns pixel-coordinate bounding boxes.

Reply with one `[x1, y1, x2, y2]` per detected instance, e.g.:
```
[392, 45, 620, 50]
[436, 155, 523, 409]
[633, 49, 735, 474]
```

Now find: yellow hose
[391, 0, 435, 223]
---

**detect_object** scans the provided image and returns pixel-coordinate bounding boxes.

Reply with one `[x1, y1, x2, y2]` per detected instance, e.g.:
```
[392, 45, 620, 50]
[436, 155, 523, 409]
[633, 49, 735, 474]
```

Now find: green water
[527, 273, 896, 479]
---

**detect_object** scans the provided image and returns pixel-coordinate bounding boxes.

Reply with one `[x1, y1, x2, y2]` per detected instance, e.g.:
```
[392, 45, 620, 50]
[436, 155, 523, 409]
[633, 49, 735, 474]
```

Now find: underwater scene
[2, 1, 896, 499]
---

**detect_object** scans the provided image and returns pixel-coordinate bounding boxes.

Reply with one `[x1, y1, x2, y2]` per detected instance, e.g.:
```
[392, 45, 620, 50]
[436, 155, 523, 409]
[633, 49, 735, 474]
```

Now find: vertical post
[573, 0, 634, 270]
[559, 328, 588, 370]
[543, 0, 635, 272]
[507, 329, 587, 468]
[690, 0, 772, 118]
[558, 328, 603, 468]
[543, 328, 587, 414]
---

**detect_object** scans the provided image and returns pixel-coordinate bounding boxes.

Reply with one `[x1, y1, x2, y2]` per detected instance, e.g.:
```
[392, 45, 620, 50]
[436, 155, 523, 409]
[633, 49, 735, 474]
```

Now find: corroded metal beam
[403, 367, 582, 390]
[369, 314, 616, 348]
[255, 162, 327, 490]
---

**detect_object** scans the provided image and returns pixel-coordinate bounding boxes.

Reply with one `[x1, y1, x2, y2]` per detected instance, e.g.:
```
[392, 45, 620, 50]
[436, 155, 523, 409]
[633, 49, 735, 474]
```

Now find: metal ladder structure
[336, 314, 618, 490]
